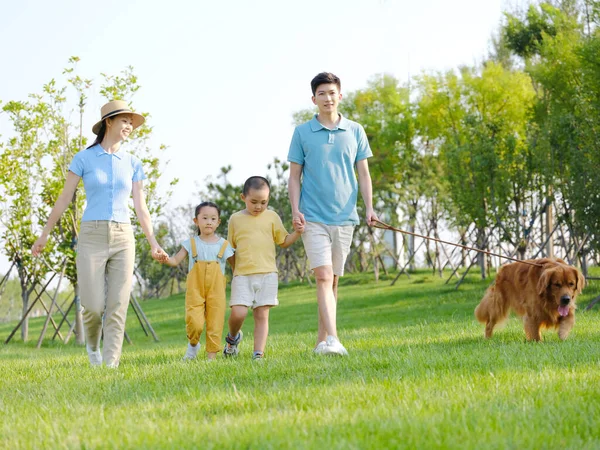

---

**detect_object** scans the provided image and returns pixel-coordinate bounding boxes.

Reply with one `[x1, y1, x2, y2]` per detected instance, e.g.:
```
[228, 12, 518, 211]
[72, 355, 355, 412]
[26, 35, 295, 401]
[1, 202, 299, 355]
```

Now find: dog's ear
[574, 267, 586, 295]
[537, 268, 552, 297]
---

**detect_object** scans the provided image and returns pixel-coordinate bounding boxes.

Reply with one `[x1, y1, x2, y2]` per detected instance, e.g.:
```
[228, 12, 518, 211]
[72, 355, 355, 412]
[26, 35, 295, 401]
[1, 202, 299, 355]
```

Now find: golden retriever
[475, 258, 585, 341]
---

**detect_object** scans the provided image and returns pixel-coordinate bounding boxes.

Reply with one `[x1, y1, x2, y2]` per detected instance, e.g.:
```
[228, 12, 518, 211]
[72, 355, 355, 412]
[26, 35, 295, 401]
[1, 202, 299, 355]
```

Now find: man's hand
[293, 218, 305, 234]
[293, 210, 306, 228]
[366, 208, 379, 227]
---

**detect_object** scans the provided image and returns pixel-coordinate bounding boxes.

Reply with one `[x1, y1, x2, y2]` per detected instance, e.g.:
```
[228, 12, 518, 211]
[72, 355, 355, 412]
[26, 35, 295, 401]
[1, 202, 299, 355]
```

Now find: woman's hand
[31, 235, 48, 257]
[151, 245, 169, 263]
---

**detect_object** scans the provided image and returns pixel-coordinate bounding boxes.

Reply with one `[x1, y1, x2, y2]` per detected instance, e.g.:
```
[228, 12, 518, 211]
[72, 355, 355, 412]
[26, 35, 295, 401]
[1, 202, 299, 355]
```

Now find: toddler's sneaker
[322, 335, 349, 356]
[86, 344, 102, 367]
[183, 343, 200, 361]
[252, 351, 264, 361]
[223, 330, 243, 357]
[313, 341, 327, 355]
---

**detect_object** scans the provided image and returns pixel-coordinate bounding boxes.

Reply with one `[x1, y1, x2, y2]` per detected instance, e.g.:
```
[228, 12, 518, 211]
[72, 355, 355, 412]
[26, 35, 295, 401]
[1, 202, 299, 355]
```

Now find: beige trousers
[76, 221, 135, 366]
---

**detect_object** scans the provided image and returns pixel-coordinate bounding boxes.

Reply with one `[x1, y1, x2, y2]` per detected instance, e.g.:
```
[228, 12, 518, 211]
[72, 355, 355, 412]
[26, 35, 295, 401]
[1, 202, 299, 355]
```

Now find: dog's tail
[475, 285, 496, 323]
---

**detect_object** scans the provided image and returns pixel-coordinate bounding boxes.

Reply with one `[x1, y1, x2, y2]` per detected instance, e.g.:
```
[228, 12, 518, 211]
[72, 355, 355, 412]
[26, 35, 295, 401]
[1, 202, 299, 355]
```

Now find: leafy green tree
[502, 1, 600, 261]
[0, 99, 50, 340]
[417, 62, 536, 277]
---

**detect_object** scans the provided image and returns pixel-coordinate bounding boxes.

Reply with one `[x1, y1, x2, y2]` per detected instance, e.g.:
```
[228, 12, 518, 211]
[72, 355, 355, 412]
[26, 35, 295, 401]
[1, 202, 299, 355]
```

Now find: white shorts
[302, 222, 354, 276]
[230, 272, 279, 309]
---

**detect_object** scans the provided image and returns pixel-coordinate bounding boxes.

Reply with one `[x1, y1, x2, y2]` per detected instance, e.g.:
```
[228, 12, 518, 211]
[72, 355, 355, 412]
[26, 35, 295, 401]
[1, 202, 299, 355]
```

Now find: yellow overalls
[185, 237, 229, 352]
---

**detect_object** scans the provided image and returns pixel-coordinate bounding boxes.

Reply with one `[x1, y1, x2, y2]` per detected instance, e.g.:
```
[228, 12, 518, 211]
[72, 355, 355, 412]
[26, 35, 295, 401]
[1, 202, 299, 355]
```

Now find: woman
[32, 100, 168, 368]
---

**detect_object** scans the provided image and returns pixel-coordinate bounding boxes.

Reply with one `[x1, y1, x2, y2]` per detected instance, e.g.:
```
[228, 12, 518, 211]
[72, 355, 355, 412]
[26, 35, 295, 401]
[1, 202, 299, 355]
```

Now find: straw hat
[92, 100, 145, 135]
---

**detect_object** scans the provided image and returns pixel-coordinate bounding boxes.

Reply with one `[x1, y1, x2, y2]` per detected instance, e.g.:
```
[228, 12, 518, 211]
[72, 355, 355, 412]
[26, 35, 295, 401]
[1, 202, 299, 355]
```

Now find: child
[159, 202, 234, 361]
[224, 176, 303, 360]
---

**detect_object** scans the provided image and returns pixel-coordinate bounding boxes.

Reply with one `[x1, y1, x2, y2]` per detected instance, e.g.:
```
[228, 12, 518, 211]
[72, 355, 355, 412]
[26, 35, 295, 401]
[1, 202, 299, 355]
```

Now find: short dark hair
[242, 176, 270, 195]
[311, 72, 341, 96]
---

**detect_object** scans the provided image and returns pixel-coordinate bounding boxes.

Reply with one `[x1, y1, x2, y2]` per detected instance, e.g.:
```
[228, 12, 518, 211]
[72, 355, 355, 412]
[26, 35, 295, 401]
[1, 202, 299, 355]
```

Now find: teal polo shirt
[287, 114, 372, 226]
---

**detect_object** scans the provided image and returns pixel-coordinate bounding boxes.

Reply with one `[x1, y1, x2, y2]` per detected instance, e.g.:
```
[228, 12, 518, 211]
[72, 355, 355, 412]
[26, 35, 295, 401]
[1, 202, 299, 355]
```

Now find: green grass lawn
[2, 270, 600, 449]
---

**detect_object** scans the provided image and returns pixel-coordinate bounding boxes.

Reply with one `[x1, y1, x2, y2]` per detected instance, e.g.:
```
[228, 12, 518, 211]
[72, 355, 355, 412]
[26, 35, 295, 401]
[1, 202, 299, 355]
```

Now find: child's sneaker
[313, 341, 327, 355]
[252, 351, 264, 361]
[86, 344, 102, 366]
[183, 343, 200, 361]
[223, 330, 243, 357]
[322, 335, 348, 356]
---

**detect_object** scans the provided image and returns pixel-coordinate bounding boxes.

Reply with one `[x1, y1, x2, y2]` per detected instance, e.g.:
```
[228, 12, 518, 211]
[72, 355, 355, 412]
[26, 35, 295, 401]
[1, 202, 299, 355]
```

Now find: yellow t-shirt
[227, 209, 289, 276]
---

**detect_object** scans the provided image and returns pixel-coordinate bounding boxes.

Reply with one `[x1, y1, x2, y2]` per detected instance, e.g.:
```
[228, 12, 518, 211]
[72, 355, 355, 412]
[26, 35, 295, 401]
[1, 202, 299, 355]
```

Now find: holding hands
[151, 245, 170, 264]
[293, 210, 305, 232]
[292, 211, 305, 234]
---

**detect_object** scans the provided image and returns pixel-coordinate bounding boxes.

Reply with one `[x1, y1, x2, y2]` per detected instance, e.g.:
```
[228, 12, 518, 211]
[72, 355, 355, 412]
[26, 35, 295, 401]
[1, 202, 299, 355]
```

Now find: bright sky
[0, 0, 514, 273]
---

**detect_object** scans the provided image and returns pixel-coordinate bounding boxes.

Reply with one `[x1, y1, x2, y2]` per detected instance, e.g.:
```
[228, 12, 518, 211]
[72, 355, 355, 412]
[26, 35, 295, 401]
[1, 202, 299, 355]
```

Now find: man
[288, 72, 378, 356]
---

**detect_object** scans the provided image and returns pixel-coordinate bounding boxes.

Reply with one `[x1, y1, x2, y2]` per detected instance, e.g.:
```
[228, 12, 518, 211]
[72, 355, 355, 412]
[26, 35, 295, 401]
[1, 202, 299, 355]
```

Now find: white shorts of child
[230, 272, 279, 309]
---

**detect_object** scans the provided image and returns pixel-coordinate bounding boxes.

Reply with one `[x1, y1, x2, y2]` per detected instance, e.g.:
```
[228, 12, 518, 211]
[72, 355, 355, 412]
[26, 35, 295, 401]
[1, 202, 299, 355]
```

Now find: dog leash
[371, 219, 543, 267]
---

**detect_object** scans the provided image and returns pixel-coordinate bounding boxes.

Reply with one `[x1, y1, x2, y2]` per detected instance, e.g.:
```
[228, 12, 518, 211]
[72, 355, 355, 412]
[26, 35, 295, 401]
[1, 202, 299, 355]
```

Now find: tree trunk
[460, 231, 467, 268]
[408, 203, 417, 272]
[392, 228, 400, 270]
[436, 242, 443, 278]
[581, 252, 588, 278]
[20, 288, 29, 342]
[545, 197, 554, 259]
[284, 253, 290, 284]
[477, 228, 487, 279]
[374, 254, 379, 283]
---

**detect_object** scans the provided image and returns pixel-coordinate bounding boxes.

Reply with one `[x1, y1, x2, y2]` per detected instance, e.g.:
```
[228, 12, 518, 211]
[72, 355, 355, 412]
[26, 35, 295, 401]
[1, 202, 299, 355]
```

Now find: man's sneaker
[313, 341, 327, 355]
[183, 343, 200, 361]
[322, 335, 349, 356]
[252, 351, 264, 361]
[86, 344, 102, 366]
[223, 330, 243, 357]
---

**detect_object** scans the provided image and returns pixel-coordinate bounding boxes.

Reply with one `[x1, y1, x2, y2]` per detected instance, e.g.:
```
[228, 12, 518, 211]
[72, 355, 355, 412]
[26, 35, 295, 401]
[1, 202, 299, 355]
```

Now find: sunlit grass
[1, 270, 600, 449]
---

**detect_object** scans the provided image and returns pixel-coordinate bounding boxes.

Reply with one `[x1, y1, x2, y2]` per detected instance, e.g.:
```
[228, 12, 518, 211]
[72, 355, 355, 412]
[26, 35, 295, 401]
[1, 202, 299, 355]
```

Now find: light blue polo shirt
[69, 144, 146, 223]
[287, 114, 372, 226]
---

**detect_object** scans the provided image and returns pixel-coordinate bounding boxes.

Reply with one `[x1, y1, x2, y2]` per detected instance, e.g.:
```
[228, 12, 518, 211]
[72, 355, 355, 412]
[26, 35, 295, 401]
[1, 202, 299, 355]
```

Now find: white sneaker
[183, 343, 200, 361]
[313, 341, 327, 355]
[322, 335, 348, 356]
[86, 344, 102, 366]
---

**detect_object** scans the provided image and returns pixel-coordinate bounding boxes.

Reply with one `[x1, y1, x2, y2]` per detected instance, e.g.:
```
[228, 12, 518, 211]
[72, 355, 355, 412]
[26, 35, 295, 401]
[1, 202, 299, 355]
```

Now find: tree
[502, 1, 600, 264]
[0, 99, 50, 340]
[417, 62, 536, 277]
